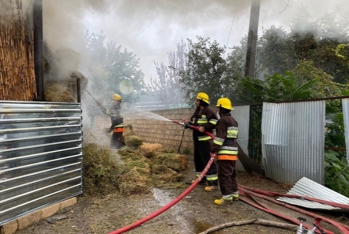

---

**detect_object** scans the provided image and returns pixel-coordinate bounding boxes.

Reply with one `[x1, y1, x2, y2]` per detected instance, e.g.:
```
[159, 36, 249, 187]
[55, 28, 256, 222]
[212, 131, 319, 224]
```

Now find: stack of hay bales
[82, 142, 120, 196]
[44, 47, 88, 102]
[81, 125, 189, 196]
[117, 125, 189, 195]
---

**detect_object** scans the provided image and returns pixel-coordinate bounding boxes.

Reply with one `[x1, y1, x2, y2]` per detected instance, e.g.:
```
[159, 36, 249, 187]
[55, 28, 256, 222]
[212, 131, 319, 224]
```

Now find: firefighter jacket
[102, 103, 124, 129]
[190, 106, 218, 141]
[211, 113, 238, 160]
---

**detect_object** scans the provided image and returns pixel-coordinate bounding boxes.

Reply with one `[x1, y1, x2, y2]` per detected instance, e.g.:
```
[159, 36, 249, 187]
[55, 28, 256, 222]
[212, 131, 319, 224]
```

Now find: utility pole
[33, 0, 44, 100]
[244, 0, 261, 78]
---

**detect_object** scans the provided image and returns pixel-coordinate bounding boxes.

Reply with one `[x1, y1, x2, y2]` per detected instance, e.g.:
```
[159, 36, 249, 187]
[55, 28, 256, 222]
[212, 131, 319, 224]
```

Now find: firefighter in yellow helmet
[183, 92, 219, 191]
[99, 93, 125, 149]
[210, 97, 239, 205]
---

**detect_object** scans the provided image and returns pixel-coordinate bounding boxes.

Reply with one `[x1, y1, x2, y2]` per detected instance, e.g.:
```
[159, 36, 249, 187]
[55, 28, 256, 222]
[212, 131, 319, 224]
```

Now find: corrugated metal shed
[342, 98, 349, 165]
[0, 101, 83, 225]
[277, 177, 349, 212]
[262, 101, 326, 184]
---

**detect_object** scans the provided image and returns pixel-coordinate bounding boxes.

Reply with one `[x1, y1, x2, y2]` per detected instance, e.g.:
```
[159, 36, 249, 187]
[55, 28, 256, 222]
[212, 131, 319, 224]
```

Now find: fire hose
[238, 185, 349, 234]
[109, 121, 349, 234]
[108, 121, 215, 234]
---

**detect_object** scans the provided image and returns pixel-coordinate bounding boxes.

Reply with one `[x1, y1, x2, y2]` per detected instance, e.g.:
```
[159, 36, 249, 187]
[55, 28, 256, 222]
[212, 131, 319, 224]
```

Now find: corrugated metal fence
[0, 101, 83, 225]
[262, 101, 326, 184]
[232, 106, 250, 171]
[342, 98, 349, 165]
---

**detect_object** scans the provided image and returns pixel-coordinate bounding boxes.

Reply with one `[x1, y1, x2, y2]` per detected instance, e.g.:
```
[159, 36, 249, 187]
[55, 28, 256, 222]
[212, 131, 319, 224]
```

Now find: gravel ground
[16, 157, 349, 234]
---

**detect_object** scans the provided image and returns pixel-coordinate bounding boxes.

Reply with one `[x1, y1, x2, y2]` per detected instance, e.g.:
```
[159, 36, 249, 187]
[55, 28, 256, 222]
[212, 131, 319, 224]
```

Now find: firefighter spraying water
[97, 93, 125, 149]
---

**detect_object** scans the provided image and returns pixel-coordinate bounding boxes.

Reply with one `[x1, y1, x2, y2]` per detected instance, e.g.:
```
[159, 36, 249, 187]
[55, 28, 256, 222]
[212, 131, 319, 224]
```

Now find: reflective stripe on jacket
[211, 113, 239, 160]
[190, 106, 218, 141]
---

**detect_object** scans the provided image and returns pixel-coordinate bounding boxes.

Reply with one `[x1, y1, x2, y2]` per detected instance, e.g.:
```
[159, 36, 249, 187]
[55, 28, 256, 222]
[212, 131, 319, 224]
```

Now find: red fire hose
[109, 121, 215, 234]
[239, 186, 349, 233]
[109, 121, 349, 234]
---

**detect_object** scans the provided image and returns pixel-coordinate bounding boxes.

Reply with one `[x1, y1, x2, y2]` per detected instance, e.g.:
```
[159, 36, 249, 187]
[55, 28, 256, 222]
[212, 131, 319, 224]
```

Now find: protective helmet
[112, 94, 122, 101]
[196, 92, 210, 104]
[216, 97, 233, 110]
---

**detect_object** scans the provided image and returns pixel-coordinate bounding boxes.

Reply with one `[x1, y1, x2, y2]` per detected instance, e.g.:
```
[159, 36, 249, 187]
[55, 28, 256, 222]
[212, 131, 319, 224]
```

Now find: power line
[135, 18, 157, 38]
[226, 6, 236, 49]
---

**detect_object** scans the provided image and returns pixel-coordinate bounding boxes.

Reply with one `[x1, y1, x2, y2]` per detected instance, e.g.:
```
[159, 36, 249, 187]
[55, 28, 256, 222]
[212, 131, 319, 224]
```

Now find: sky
[2, 0, 348, 84]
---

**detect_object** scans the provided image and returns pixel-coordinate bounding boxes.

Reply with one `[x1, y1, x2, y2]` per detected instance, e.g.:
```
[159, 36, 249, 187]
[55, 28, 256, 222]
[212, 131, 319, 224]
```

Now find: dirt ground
[16, 155, 349, 234]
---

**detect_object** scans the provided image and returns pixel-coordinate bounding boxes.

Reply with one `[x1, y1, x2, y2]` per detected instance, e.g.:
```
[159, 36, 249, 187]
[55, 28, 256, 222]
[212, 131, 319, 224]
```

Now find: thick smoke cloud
[1, 0, 348, 80]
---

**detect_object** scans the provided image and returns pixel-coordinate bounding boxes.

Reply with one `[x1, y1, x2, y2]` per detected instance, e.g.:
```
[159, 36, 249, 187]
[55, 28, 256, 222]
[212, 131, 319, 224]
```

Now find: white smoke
[2, 0, 348, 81]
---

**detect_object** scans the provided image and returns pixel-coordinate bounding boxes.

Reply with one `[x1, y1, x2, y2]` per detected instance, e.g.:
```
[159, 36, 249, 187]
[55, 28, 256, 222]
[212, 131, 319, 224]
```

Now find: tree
[253, 5, 349, 84]
[235, 71, 318, 104]
[146, 40, 188, 108]
[178, 36, 229, 106]
[83, 30, 145, 106]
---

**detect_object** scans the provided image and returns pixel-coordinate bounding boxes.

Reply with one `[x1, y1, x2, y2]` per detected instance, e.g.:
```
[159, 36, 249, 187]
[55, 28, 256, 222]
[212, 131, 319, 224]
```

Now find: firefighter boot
[186, 177, 207, 185]
[214, 193, 239, 205]
[204, 180, 218, 192]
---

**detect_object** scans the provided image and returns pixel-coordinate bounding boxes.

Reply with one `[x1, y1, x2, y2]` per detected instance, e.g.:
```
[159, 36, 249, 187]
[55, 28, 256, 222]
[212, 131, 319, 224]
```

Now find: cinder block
[0, 220, 18, 234]
[60, 197, 77, 210]
[41, 203, 61, 219]
[17, 210, 41, 230]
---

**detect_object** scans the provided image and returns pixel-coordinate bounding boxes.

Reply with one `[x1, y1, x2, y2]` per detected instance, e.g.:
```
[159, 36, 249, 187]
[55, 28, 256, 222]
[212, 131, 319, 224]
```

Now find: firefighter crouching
[183, 92, 219, 192]
[211, 97, 239, 205]
[99, 94, 125, 149]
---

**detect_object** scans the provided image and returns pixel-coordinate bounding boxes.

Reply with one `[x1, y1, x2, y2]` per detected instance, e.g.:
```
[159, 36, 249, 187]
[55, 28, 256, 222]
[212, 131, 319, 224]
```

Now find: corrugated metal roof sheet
[277, 177, 349, 211]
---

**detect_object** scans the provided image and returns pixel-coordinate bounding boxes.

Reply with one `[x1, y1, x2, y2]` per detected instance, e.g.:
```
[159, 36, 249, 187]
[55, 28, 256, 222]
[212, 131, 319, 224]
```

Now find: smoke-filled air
[33, 0, 348, 106]
[2, 1, 349, 233]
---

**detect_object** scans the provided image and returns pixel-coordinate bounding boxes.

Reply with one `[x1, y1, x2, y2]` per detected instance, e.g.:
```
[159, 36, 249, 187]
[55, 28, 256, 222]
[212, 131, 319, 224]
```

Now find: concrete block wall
[92, 108, 196, 154]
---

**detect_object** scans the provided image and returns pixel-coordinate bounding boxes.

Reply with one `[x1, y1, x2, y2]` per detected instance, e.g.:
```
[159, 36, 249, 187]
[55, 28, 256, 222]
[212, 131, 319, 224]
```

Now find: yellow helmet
[112, 94, 122, 101]
[216, 97, 233, 110]
[196, 92, 209, 104]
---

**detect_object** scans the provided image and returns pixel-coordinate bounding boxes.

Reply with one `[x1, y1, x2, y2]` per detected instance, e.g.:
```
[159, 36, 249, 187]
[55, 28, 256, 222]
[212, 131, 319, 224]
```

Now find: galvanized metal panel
[0, 101, 83, 225]
[342, 99, 349, 165]
[277, 177, 349, 211]
[232, 106, 250, 171]
[262, 101, 326, 184]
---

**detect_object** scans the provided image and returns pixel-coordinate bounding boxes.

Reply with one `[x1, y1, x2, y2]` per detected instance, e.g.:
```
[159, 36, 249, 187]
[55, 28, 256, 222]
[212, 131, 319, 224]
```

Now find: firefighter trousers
[111, 132, 124, 149]
[193, 140, 217, 183]
[217, 160, 238, 196]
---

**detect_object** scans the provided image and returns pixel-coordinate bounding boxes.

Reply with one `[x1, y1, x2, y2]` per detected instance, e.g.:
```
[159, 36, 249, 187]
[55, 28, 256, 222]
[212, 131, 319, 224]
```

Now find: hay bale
[45, 81, 75, 102]
[118, 146, 135, 157]
[83, 143, 119, 195]
[151, 166, 185, 188]
[118, 168, 151, 195]
[124, 159, 151, 174]
[138, 143, 163, 158]
[119, 149, 146, 161]
[155, 153, 188, 172]
[124, 135, 143, 149]
[122, 124, 134, 138]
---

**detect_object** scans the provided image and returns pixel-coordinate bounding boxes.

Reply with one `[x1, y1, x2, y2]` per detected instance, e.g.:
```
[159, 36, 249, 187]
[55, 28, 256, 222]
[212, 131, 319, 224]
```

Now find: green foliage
[83, 30, 145, 113]
[236, 71, 317, 104]
[182, 148, 190, 155]
[255, 7, 349, 84]
[178, 36, 240, 106]
[335, 44, 349, 63]
[325, 113, 345, 148]
[324, 151, 349, 197]
[258, 26, 296, 75]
